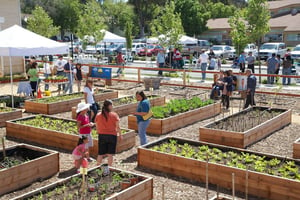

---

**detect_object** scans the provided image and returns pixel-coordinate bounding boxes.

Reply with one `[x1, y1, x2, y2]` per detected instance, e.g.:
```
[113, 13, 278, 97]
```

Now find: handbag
[142, 110, 153, 121]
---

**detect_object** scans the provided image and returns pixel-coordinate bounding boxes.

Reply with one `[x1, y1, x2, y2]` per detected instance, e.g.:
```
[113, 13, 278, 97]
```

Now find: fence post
[138, 68, 141, 83]
[183, 70, 186, 86]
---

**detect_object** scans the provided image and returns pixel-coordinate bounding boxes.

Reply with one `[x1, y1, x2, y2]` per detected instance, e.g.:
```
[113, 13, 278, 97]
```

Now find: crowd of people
[25, 55, 84, 97]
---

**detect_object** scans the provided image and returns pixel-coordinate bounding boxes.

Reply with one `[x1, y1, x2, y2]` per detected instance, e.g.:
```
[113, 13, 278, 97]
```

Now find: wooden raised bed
[293, 137, 300, 159]
[24, 90, 118, 115]
[71, 95, 166, 119]
[0, 144, 59, 196]
[0, 108, 22, 127]
[128, 102, 221, 135]
[6, 115, 135, 158]
[12, 166, 153, 200]
[138, 137, 300, 200]
[199, 106, 292, 148]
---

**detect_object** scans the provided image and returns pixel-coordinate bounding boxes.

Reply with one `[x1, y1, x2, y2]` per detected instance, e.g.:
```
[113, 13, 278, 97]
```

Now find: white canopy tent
[147, 35, 197, 45]
[101, 30, 126, 43]
[0, 25, 69, 107]
[179, 35, 197, 45]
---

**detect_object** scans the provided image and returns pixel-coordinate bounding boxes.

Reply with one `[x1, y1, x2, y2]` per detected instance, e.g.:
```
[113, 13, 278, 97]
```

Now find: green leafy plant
[150, 139, 300, 182]
[151, 97, 213, 119]
[16, 115, 129, 139]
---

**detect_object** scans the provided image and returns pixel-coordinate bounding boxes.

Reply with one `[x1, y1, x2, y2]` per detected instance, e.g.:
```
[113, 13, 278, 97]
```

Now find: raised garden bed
[12, 166, 153, 200]
[0, 144, 59, 196]
[128, 98, 221, 135]
[6, 115, 135, 157]
[24, 90, 118, 114]
[0, 107, 22, 127]
[199, 106, 292, 148]
[71, 95, 166, 119]
[293, 137, 300, 159]
[138, 137, 300, 200]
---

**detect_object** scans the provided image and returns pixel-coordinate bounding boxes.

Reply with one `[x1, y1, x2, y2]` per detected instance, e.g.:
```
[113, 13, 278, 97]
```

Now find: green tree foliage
[206, 1, 236, 19]
[26, 6, 60, 38]
[229, 10, 249, 55]
[150, 1, 184, 47]
[102, 0, 135, 34]
[21, 0, 81, 37]
[245, 0, 270, 45]
[125, 21, 133, 50]
[245, 0, 270, 82]
[128, 0, 166, 38]
[174, 0, 210, 36]
[76, 0, 106, 49]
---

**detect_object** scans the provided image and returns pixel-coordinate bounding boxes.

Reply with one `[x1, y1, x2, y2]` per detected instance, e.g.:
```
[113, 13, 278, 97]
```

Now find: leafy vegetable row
[151, 139, 300, 181]
[151, 97, 213, 119]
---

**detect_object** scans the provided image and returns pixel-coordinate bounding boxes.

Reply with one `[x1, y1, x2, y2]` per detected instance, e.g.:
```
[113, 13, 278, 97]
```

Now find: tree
[128, 0, 166, 38]
[76, 0, 106, 49]
[21, 0, 81, 38]
[102, 0, 135, 34]
[205, 2, 236, 19]
[229, 10, 249, 55]
[245, 0, 270, 81]
[125, 21, 133, 51]
[174, 0, 210, 36]
[150, 1, 184, 47]
[26, 6, 60, 38]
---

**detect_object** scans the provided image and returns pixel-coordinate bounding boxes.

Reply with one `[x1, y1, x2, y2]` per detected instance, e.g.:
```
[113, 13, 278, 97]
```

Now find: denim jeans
[210, 85, 222, 99]
[267, 68, 275, 84]
[201, 63, 207, 80]
[44, 73, 50, 91]
[138, 120, 150, 145]
[158, 63, 164, 75]
[64, 72, 74, 94]
[56, 71, 65, 90]
[282, 67, 291, 85]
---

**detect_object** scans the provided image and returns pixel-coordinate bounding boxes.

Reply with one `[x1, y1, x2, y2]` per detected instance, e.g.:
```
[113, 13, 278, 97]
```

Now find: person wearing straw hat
[76, 102, 94, 162]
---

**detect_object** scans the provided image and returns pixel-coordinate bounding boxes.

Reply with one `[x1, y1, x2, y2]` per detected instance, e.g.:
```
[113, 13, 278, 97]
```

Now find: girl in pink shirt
[76, 102, 94, 161]
[72, 136, 89, 170]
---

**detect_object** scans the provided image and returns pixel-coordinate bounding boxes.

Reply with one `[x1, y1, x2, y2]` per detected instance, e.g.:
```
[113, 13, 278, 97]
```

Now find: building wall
[0, 0, 24, 75]
[284, 31, 300, 47]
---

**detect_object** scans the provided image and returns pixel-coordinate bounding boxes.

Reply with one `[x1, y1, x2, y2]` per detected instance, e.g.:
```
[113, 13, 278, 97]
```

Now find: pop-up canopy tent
[0, 25, 69, 107]
[147, 35, 197, 45]
[101, 30, 126, 43]
[179, 35, 197, 45]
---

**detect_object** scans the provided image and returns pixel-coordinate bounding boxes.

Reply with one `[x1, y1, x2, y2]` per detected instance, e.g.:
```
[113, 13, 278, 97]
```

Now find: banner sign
[90, 67, 112, 79]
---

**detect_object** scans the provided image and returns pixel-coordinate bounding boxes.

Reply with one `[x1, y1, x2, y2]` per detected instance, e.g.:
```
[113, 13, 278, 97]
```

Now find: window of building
[286, 33, 300, 41]
[264, 34, 283, 42]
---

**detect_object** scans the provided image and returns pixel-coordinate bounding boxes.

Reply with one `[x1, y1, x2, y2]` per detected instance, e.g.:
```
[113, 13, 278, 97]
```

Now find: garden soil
[0, 82, 300, 200]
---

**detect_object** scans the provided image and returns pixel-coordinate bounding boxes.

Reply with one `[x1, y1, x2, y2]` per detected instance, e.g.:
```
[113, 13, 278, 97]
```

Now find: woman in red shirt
[95, 100, 122, 166]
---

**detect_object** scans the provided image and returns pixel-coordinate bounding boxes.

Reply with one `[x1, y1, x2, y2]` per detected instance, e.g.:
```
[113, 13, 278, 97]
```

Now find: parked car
[131, 43, 146, 55]
[182, 40, 211, 56]
[227, 46, 236, 60]
[207, 45, 232, 58]
[258, 42, 287, 60]
[138, 44, 163, 57]
[244, 43, 258, 57]
[106, 43, 125, 55]
[291, 44, 300, 60]
[84, 44, 105, 54]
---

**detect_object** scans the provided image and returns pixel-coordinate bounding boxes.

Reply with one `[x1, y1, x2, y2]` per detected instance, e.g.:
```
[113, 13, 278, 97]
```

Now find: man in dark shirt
[244, 69, 257, 109]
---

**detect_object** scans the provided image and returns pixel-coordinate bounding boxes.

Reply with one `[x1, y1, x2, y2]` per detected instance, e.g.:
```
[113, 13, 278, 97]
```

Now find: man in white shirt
[54, 55, 67, 91]
[198, 49, 209, 82]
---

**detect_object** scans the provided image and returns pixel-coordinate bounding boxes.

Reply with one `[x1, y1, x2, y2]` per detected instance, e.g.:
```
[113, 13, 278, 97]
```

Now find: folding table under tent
[0, 24, 69, 107]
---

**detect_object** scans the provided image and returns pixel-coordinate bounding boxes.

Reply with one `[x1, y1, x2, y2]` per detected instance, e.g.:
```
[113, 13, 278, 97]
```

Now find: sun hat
[76, 102, 90, 113]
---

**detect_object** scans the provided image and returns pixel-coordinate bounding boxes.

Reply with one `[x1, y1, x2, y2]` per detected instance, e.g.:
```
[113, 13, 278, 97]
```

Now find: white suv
[291, 44, 300, 60]
[131, 43, 146, 55]
[259, 42, 287, 60]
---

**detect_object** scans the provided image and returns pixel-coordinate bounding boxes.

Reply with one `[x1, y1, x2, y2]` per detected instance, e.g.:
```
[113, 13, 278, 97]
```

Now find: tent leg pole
[9, 56, 14, 108]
